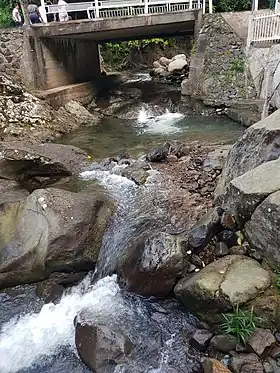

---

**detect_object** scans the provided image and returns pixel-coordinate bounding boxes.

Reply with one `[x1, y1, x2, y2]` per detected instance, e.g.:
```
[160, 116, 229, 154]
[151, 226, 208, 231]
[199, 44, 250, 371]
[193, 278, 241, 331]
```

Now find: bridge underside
[24, 10, 201, 92]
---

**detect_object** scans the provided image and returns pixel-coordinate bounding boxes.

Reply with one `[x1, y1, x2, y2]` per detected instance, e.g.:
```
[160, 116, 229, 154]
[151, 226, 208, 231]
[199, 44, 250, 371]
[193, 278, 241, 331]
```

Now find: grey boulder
[0, 187, 114, 288]
[215, 109, 280, 201]
[118, 232, 185, 297]
[245, 190, 280, 266]
[174, 255, 271, 311]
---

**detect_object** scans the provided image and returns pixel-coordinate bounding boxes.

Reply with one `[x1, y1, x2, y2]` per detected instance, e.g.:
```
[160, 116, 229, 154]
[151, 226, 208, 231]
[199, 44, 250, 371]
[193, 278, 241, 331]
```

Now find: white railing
[249, 13, 280, 44]
[43, 0, 202, 22]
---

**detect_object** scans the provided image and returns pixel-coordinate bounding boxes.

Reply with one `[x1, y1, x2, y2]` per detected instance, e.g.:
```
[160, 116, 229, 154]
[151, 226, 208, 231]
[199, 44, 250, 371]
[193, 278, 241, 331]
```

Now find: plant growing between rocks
[221, 305, 262, 344]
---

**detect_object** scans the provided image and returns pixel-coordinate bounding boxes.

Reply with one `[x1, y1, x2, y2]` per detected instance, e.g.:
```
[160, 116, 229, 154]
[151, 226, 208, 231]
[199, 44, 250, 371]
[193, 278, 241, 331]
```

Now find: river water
[0, 91, 244, 373]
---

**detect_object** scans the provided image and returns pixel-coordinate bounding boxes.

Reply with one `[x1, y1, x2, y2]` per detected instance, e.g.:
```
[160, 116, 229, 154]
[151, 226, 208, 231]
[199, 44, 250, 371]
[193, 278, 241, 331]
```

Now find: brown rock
[190, 329, 213, 351]
[210, 334, 237, 353]
[229, 353, 264, 373]
[248, 328, 276, 356]
[203, 358, 232, 373]
[221, 212, 235, 229]
[167, 154, 178, 162]
[269, 345, 280, 359]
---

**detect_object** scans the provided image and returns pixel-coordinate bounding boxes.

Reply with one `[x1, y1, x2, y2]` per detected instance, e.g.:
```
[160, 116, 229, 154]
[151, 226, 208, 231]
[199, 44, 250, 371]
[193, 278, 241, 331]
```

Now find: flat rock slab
[245, 190, 280, 266]
[174, 255, 271, 311]
[222, 158, 280, 226]
[0, 141, 89, 181]
[248, 328, 276, 356]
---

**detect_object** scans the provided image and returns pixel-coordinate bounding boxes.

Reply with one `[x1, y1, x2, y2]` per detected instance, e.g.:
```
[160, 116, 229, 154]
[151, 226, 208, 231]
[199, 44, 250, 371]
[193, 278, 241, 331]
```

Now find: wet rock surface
[118, 232, 185, 297]
[0, 187, 115, 288]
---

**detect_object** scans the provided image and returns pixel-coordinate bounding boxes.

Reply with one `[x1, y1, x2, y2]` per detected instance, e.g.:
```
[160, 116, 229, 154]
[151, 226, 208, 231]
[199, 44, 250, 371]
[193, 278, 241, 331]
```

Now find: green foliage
[215, 0, 251, 12]
[0, 0, 14, 27]
[221, 306, 262, 344]
[229, 58, 245, 74]
[101, 38, 175, 67]
[273, 267, 280, 290]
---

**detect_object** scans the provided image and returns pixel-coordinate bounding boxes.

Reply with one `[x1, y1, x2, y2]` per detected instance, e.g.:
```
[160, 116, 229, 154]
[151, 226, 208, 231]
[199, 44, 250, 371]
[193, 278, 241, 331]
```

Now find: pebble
[190, 329, 213, 351]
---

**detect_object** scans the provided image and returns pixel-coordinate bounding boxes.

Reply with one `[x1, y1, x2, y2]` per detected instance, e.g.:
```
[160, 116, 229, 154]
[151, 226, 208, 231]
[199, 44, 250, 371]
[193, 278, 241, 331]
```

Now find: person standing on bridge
[12, 4, 23, 26]
[58, 0, 69, 22]
[27, 0, 41, 23]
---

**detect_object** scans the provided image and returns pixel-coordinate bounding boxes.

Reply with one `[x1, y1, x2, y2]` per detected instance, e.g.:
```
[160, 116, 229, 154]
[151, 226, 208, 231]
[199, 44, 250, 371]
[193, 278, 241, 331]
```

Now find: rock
[275, 332, 280, 343]
[75, 312, 134, 373]
[121, 163, 149, 185]
[215, 242, 229, 257]
[203, 146, 231, 172]
[174, 255, 271, 312]
[172, 54, 187, 61]
[118, 232, 184, 297]
[146, 142, 170, 162]
[245, 190, 280, 266]
[190, 329, 213, 351]
[210, 334, 237, 353]
[153, 60, 161, 68]
[166, 154, 178, 162]
[263, 358, 279, 373]
[154, 67, 166, 76]
[181, 78, 191, 96]
[168, 59, 188, 73]
[269, 346, 280, 359]
[203, 358, 232, 373]
[0, 187, 114, 288]
[220, 212, 235, 229]
[217, 230, 237, 248]
[0, 179, 29, 204]
[229, 353, 264, 373]
[215, 109, 280, 201]
[252, 295, 280, 329]
[222, 158, 280, 226]
[159, 56, 172, 66]
[190, 254, 204, 267]
[188, 208, 222, 252]
[248, 328, 276, 356]
[36, 279, 64, 303]
[229, 245, 247, 256]
[63, 100, 100, 125]
[0, 141, 89, 189]
[0, 75, 93, 142]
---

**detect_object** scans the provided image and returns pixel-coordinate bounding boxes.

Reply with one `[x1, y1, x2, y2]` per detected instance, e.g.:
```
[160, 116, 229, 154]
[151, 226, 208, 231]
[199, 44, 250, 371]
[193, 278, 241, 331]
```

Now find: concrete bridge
[23, 1, 202, 94]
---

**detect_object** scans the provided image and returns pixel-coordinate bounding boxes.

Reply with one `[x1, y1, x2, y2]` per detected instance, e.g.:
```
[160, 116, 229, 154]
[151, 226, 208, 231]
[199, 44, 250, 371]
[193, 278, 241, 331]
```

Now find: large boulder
[174, 255, 271, 311]
[0, 179, 29, 204]
[188, 208, 222, 252]
[118, 232, 185, 297]
[146, 142, 170, 162]
[0, 141, 89, 189]
[75, 315, 134, 373]
[0, 187, 115, 288]
[222, 159, 280, 226]
[215, 109, 280, 201]
[168, 59, 188, 73]
[245, 190, 280, 265]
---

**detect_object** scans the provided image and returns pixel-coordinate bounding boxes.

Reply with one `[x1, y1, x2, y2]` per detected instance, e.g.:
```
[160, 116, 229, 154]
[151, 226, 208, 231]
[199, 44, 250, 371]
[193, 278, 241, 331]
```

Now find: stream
[0, 82, 244, 373]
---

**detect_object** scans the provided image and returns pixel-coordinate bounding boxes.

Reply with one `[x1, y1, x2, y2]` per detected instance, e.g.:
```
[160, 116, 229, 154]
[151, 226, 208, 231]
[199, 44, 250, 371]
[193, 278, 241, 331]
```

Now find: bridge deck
[28, 10, 199, 40]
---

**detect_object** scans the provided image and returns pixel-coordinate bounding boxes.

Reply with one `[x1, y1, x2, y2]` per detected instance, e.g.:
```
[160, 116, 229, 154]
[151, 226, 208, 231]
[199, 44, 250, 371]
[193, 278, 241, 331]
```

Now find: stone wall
[182, 13, 257, 106]
[0, 28, 24, 84]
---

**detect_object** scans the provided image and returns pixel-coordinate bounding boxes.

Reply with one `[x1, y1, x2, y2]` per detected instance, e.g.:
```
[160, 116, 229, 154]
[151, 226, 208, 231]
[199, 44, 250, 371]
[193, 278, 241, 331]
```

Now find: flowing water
[60, 103, 243, 160]
[0, 95, 244, 373]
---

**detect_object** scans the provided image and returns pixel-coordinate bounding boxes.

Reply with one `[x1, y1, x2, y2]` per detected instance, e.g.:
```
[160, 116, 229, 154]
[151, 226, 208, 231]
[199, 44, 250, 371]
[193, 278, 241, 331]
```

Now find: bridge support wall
[22, 35, 101, 90]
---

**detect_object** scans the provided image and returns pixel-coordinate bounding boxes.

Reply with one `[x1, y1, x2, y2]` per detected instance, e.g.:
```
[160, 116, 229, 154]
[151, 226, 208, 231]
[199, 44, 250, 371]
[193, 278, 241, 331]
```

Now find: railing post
[144, 0, 148, 14]
[189, 0, 193, 10]
[209, 0, 212, 13]
[202, 0, 205, 14]
[95, 0, 99, 17]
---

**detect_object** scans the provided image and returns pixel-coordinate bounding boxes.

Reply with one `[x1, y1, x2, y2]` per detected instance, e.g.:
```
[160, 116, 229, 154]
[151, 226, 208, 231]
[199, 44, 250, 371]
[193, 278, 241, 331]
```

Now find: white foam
[81, 169, 137, 197]
[137, 108, 185, 134]
[0, 276, 122, 373]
